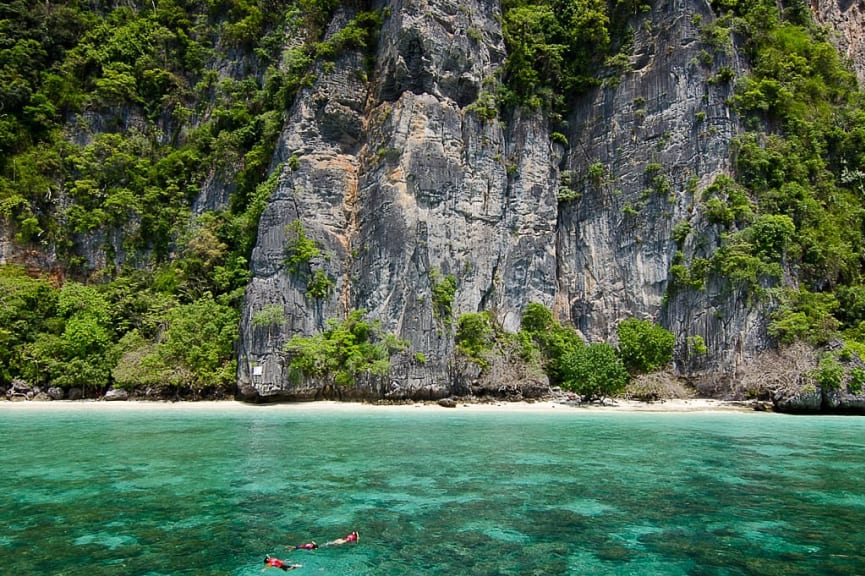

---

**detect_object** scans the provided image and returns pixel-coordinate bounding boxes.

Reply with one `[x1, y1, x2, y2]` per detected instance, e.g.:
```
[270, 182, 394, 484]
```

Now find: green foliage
[430, 270, 457, 327]
[588, 162, 606, 185]
[0, 265, 59, 384]
[705, 197, 735, 226]
[559, 342, 629, 401]
[284, 220, 320, 274]
[812, 353, 844, 391]
[455, 312, 496, 367]
[288, 154, 301, 171]
[112, 331, 164, 389]
[306, 269, 334, 300]
[836, 285, 865, 330]
[687, 335, 708, 355]
[0, 0, 388, 395]
[768, 288, 840, 345]
[701, 174, 754, 227]
[286, 310, 407, 386]
[558, 170, 581, 202]
[672, 221, 692, 247]
[159, 294, 239, 387]
[113, 292, 239, 390]
[1, 275, 119, 390]
[746, 214, 796, 263]
[465, 91, 499, 121]
[705, 0, 865, 341]
[519, 302, 584, 385]
[616, 317, 675, 374]
[315, 10, 382, 60]
[252, 304, 285, 328]
[658, 0, 865, 357]
[520, 302, 555, 334]
[848, 367, 865, 395]
[500, 0, 612, 113]
[705, 213, 795, 294]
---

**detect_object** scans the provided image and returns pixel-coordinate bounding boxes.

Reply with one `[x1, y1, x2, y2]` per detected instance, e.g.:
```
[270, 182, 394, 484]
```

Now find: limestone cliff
[236, 0, 770, 400]
[238, 0, 562, 399]
[815, 0, 865, 86]
[1, 0, 861, 405]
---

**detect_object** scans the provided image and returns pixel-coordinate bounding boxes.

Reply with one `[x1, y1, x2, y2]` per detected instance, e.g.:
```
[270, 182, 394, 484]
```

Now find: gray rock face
[775, 382, 865, 414]
[815, 0, 865, 86]
[238, 0, 863, 401]
[773, 386, 823, 413]
[238, 1, 558, 400]
[559, 0, 747, 352]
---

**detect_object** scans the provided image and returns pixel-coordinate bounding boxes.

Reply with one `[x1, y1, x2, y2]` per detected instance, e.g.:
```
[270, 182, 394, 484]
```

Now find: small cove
[2, 404, 864, 575]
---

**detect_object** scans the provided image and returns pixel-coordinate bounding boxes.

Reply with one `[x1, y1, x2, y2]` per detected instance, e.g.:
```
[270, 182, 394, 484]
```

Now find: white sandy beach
[0, 397, 764, 413]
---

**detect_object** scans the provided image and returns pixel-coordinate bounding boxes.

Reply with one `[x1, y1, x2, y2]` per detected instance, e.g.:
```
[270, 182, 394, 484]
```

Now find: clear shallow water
[2, 406, 865, 575]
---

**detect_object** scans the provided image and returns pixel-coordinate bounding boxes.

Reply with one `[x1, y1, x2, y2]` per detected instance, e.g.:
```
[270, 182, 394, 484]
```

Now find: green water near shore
[2, 405, 865, 575]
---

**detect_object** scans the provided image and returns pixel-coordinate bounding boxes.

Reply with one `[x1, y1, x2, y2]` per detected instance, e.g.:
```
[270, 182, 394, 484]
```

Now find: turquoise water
[2, 406, 865, 575]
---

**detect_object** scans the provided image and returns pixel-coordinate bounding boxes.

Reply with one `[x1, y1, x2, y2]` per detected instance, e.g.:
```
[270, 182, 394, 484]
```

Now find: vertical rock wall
[557, 0, 766, 381]
[814, 0, 865, 86]
[238, 0, 560, 399]
[238, 0, 865, 400]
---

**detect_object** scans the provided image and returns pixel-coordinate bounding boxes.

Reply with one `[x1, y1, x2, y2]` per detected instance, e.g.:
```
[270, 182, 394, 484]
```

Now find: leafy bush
[848, 367, 865, 395]
[500, 0, 611, 112]
[812, 354, 844, 391]
[0, 265, 59, 383]
[559, 342, 629, 401]
[252, 304, 285, 328]
[431, 270, 457, 327]
[286, 310, 408, 386]
[455, 312, 496, 367]
[687, 335, 708, 355]
[616, 317, 675, 374]
[768, 288, 840, 345]
[114, 293, 239, 390]
[306, 269, 334, 300]
[521, 302, 555, 334]
[284, 220, 320, 274]
[519, 302, 583, 385]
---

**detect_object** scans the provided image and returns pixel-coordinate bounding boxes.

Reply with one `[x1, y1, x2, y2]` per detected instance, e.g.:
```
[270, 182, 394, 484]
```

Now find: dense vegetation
[285, 309, 408, 386]
[0, 0, 378, 395]
[669, 0, 865, 370]
[497, 0, 645, 120]
[2, 0, 864, 398]
[453, 303, 674, 401]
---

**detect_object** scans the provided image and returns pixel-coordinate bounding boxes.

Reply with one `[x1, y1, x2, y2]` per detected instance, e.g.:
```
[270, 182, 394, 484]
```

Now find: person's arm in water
[324, 531, 359, 546]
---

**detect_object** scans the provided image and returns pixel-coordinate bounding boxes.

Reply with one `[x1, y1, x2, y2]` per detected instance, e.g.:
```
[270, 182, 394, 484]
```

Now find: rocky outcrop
[238, 0, 558, 400]
[558, 0, 760, 384]
[232, 0, 863, 402]
[237, 0, 754, 401]
[814, 0, 865, 86]
[1, 0, 863, 404]
[772, 385, 865, 414]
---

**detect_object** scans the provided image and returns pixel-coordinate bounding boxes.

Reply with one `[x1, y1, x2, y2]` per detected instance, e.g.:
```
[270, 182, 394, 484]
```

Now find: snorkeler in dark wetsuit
[263, 555, 302, 571]
[291, 541, 318, 551]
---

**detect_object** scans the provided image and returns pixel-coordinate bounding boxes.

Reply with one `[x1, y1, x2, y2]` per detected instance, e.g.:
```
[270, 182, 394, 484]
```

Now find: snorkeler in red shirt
[263, 555, 302, 571]
[291, 541, 318, 551]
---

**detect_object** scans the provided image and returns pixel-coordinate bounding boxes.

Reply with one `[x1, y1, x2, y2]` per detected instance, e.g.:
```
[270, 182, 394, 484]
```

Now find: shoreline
[0, 397, 768, 414]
